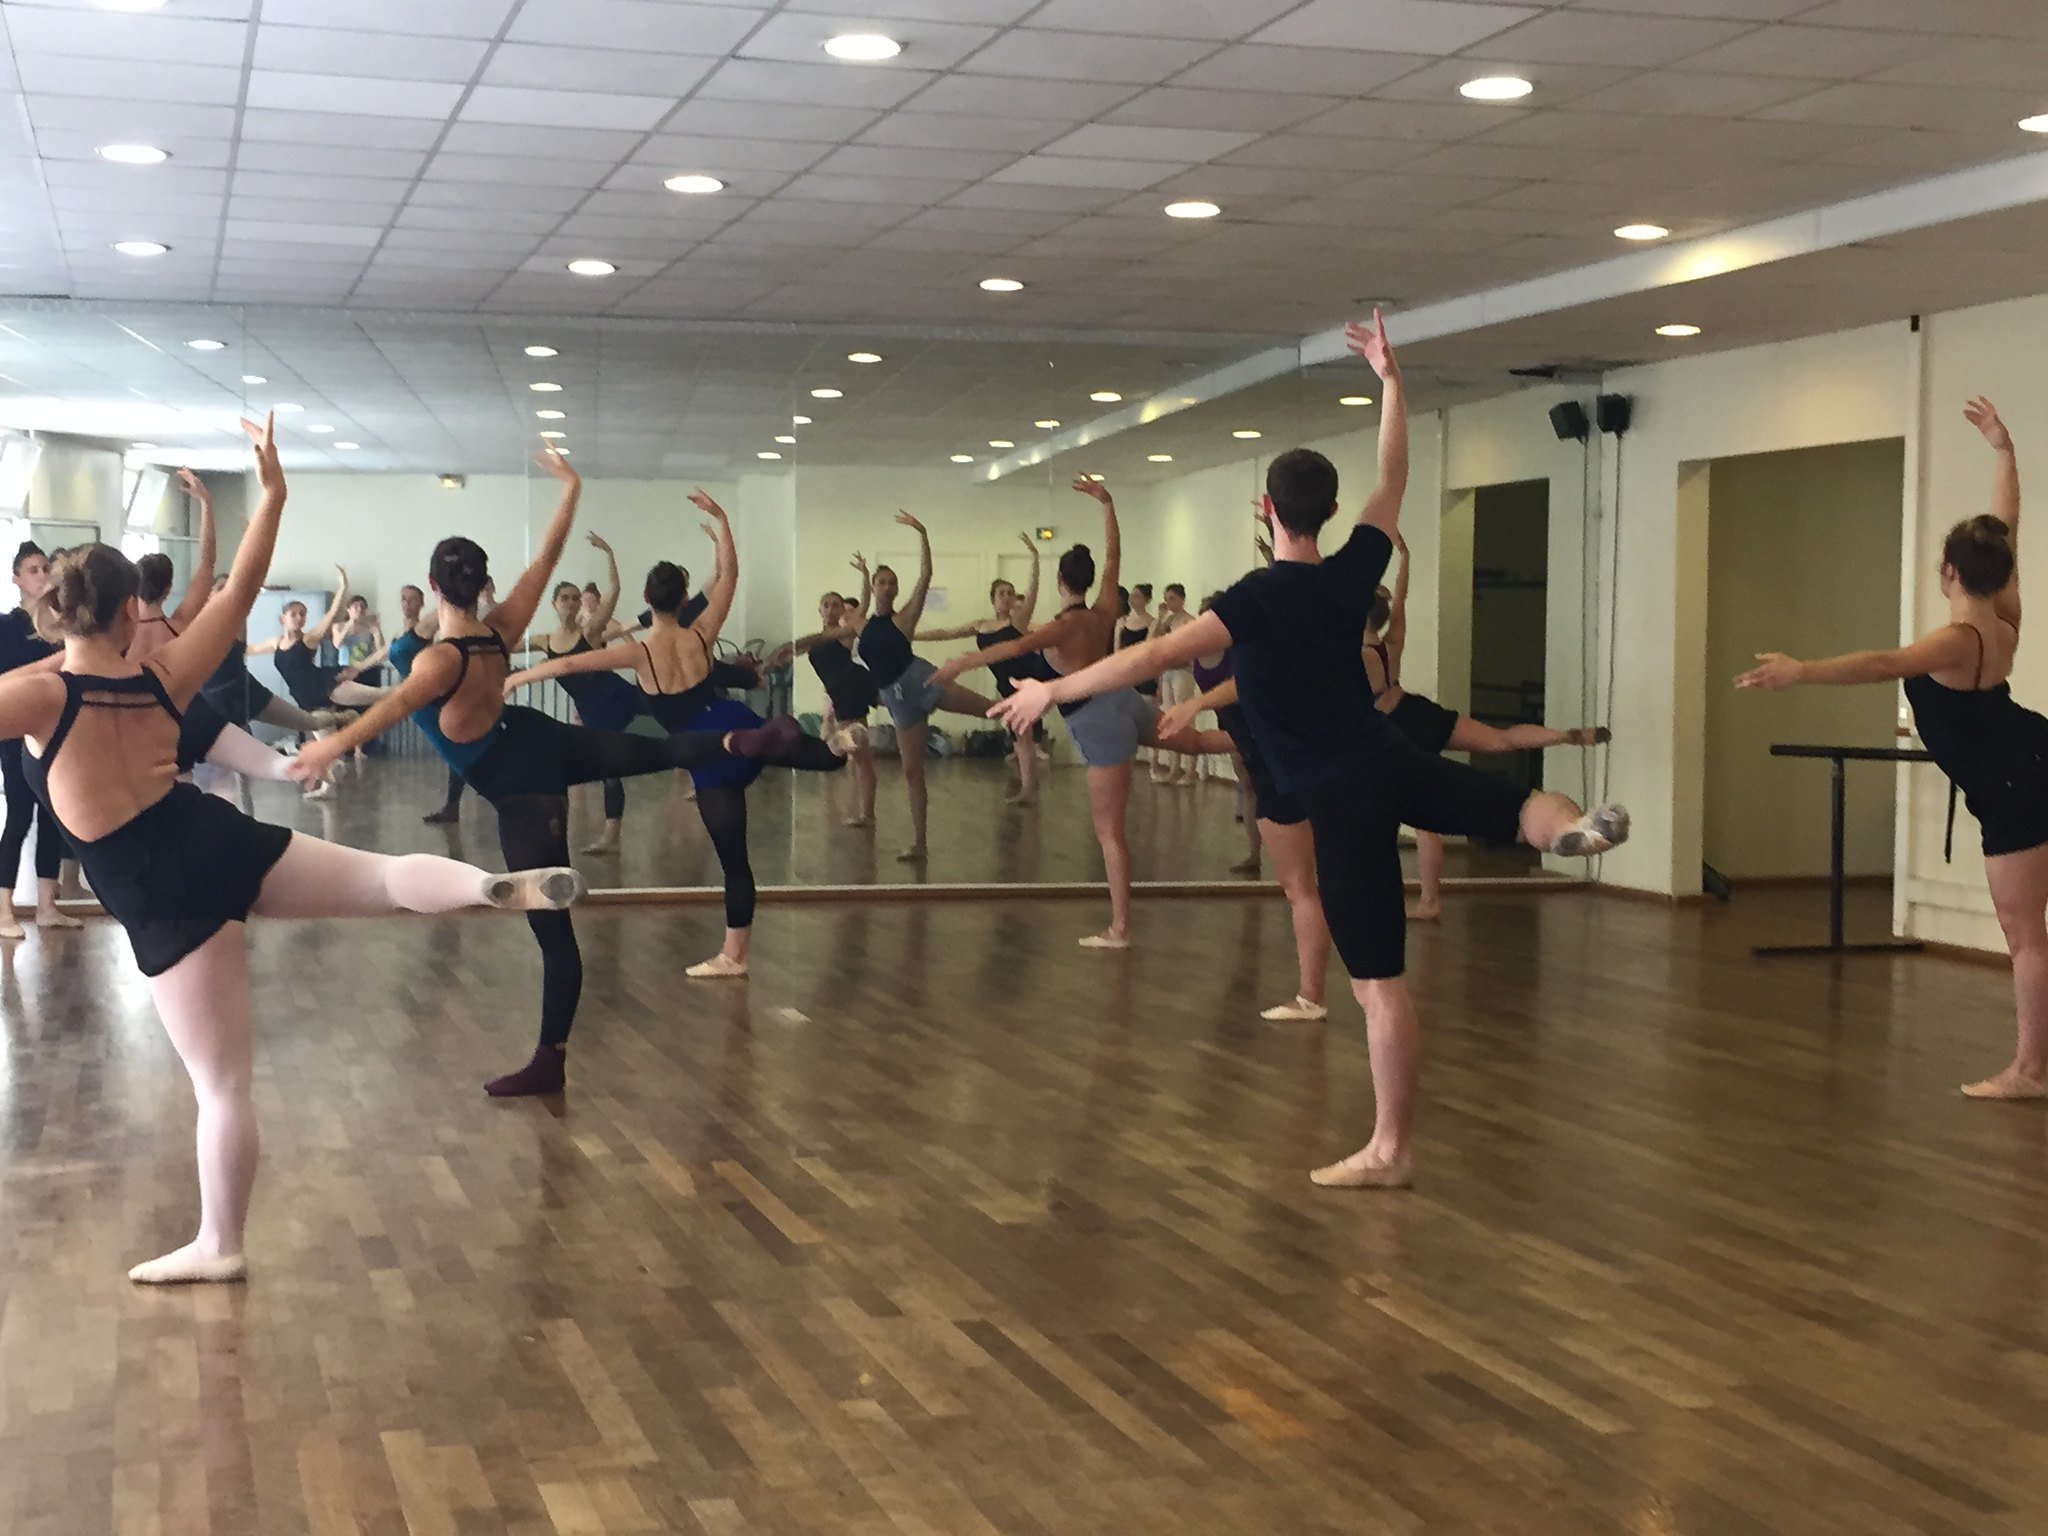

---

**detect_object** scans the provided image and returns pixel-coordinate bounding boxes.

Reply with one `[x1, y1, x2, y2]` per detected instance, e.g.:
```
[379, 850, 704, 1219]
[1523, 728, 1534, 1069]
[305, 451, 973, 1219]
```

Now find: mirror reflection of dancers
[857, 513, 1000, 862]
[0, 417, 588, 1284]
[937, 479, 1232, 949]
[1364, 534, 1610, 920]
[917, 534, 1044, 806]
[295, 453, 837, 1097]
[785, 575, 881, 827]
[532, 532, 639, 856]
[1151, 584, 1202, 785]
[1183, 602, 1268, 880]
[506, 493, 859, 980]
[0, 540, 79, 935]
[1742, 397, 2045, 1101]
[994, 314, 1628, 1189]
[1117, 583, 1165, 781]
[248, 567, 395, 719]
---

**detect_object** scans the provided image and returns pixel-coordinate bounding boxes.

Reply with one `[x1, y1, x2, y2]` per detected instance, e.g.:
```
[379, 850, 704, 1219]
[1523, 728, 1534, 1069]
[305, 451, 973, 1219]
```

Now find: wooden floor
[3, 884, 2043, 1534]
[250, 753, 1546, 890]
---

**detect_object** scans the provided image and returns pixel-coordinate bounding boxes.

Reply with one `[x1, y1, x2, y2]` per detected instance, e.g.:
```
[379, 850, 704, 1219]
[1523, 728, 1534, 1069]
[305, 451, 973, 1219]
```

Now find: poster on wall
[925, 586, 949, 613]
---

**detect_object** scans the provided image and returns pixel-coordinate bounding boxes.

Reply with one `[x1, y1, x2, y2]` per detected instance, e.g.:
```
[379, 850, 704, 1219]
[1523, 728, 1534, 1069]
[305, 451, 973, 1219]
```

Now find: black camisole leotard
[1904, 620, 2048, 858]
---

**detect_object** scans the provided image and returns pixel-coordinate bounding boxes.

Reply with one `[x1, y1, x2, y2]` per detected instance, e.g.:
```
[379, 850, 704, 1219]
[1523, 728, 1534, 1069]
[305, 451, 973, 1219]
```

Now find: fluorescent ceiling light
[1614, 223, 1669, 241]
[775, 435, 797, 444]
[664, 174, 724, 194]
[524, 345, 557, 357]
[950, 454, 974, 463]
[847, 351, 882, 364]
[1232, 429, 1262, 439]
[989, 439, 1014, 448]
[1656, 323, 1702, 337]
[113, 240, 168, 256]
[980, 277, 1024, 292]
[824, 33, 901, 61]
[334, 442, 360, 451]
[1148, 454, 1173, 463]
[535, 409, 566, 420]
[186, 338, 225, 351]
[98, 143, 167, 165]
[757, 451, 783, 460]
[792, 414, 812, 425]
[1034, 419, 1060, 429]
[566, 258, 616, 276]
[1090, 391, 1122, 403]
[307, 424, 335, 434]
[1460, 76, 1533, 102]
[530, 381, 562, 392]
[1164, 200, 1220, 219]
[1339, 395, 1373, 406]
[810, 387, 843, 399]
[241, 374, 267, 385]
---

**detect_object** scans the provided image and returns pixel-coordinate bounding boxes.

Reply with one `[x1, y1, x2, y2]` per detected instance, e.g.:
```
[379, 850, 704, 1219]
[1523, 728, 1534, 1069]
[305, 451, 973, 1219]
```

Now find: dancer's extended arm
[505, 641, 639, 693]
[1159, 676, 1237, 739]
[1966, 397, 2020, 628]
[690, 492, 738, 643]
[155, 416, 286, 705]
[991, 612, 1230, 733]
[895, 513, 935, 633]
[1386, 532, 1410, 676]
[167, 469, 216, 630]
[1346, 310, 1407, 538]
[491, 446, 581, 645]
[1737, 625, 1979, 690]
[310, 568, 350, 643]
[1015, 533, 1042, 624]
[1085, 478, 1122, 620]
[584, 532, 622, 641]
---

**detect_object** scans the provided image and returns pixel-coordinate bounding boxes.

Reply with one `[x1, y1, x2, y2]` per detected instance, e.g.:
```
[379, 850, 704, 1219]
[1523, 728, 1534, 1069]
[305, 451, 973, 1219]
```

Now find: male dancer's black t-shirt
[1209, 523, 1397, 796]
[0, 609, 51, 675]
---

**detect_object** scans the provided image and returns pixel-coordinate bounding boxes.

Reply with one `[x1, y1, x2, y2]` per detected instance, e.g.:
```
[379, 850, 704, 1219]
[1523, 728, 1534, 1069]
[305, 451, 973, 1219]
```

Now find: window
[0, 436, 40, 517]
[126, 466, 168, 529]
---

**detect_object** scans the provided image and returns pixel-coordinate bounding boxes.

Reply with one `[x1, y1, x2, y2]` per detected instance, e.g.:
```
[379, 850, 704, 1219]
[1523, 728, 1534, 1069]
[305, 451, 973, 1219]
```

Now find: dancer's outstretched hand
[1345, 308, 1399, 382]
[896, 510, 925, 533]
[240, 412, 282, 489]
[932, 655, 968, 688]
[1073, 476, 1111, 504]
[1018, 531, 1037, 552]
[285, 739, 340, 785]
[1966, 396, 2012, 452]
[688, 488, 729, 520]
[587, 531, 611, 553]
[850, 553, 869, 576]
[991, 676, 1052, 732]
[536, 442, 579, 485]
[1157, 696, 1202, 739]
[1736, 652, 1803, 690]
[175, 467, 210, 506]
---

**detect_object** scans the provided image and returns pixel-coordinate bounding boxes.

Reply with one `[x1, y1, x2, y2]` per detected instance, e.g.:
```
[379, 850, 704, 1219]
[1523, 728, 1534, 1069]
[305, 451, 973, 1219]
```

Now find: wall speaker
[1596, 394, 1633, 436]
[1548, 401, 1590, 442]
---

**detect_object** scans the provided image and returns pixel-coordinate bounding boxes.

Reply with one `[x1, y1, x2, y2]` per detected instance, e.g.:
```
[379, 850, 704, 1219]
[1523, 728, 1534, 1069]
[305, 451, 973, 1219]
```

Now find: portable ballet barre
[1754, 743, 1934, 958]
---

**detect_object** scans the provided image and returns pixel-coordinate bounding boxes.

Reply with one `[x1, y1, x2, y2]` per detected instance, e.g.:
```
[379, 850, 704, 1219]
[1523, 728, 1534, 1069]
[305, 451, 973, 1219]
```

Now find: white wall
[28, 438, 123, 542]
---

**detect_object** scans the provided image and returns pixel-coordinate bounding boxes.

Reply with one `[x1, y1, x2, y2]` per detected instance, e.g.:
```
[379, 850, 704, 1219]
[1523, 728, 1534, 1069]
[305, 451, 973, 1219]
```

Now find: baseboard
[1588, 884, 1715, 907]
[1724, 873, 1893, 891]
[1918, 939, 2010, 970]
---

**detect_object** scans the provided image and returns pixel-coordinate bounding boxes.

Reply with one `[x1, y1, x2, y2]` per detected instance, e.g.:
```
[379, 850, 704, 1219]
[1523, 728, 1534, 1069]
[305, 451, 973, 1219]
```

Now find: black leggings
[440, 766, 465, 813]
[0, 739, 65, 887]
[696, 786, 753, 929]
[600, 776, 624, 820]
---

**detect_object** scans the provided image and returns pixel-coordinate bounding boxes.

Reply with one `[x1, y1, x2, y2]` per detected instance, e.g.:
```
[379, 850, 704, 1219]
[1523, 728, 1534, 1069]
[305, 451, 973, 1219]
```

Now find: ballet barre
[1754, 743, 1934, 958]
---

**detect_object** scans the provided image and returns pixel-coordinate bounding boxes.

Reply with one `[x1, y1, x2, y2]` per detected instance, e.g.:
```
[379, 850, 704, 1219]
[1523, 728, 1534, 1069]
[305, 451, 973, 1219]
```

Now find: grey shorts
[879, 656, 946, 729]
[1064, 688, 1154, 768]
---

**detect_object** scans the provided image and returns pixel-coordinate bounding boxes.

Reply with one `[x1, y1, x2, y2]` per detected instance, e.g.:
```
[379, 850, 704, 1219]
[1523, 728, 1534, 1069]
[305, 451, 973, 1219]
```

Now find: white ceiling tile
[1292, 98, 1498, 140]
[1757, 81, 2044, 133]
[738, 11, 999, 69]
[1022, 0, 1300, 39]
[1101, 86, 1343, 134]
[1672, 24, 1932, 80]
[900, 206, 1067, 236]
[408, 179, 587, 214]
[238, 109, 447, 149]
[778, 171, 969, 204]
[810, 144, 1017, 179]
[226, 196, 404, 227]
[1566, 69, 1822, 118]
[632, 136, 836, 174]
[1032, 124, 1259, 163]
[1867, 38, 2048, 92]
[697, 58, 935, 110]
[234, 142, 431, 179]
[506, 1, 769, 53]
[233, 170, 416, 203]
[391, 205, 565, 235]
[855, 111, 1063, 153]
[460, 86, 679, 132]
[1253, 0, 1535, 52]
[5, 11, 249, 67]
[42, 159, 228, 195]
[1370, 57, 1635, 106]
[477, 42, 717, 96]
[24, 96, 240, 139]
[436, 122, 647, 160]
[1558, 0, 1809, 16]
[246, 72, 467, 119]
[989, 156, 1180, 191]
[226, 219, 388, 247]
[16, 54, 244, 105]
[961, 29, 1213, 85]
[257, 0, 517, 37]
[426, 153, 616, 188]
[252, 25, 490, 82]
[1790, 0, 2048, 39]
[901, 75, 1139, 120]
[946, 181, 1127, 213]
[660, 98, 882, 142]
[35, 130, 234, 168]
[1172, 44, 1432, 96]
[1466, 10, 1754, 67]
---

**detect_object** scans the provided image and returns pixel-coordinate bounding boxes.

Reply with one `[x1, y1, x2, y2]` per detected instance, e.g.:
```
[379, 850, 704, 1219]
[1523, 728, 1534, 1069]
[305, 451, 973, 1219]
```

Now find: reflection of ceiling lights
[810, 387, 843, 399]
[566, 258, 616, 276]
[989, 439, 1015, 448]
[980, 277, 1024, 292]
[1148, 454, 1173, 463]
[530, 381, 562, 392]
[334, 442, 360, 451]
[1339, 395, 1373, 406]
[242, 374, 266, 385]
[1614, 223, 1669, 241]
[775, 434, 797, 444]
[187, 338, 225, 351]
[535, 409, 566, 420]
[308, 424, 335, 434]
[757, 451, 782, 460]
[1164, 200, 1220, 219]
[540, 430, 567, 440]
[824, 33, 901, 61]
[524, 344, 557, 357]
[664, 173, 724, 194]
[847, 351, 882, 364]
[792, 414, 812, 425]
[1233, 429, 1262, 439]
[1035, 419, 1060, 429]
[114, 240, 168, 256]
[1460, 76, 1532, 101]
[97, 143, 167, 164]
[1090, 391, 1121, 403]
[950, 454, 974, 463]
[1656, 323, 1702, 337]
[2020, 114, 2048, 133]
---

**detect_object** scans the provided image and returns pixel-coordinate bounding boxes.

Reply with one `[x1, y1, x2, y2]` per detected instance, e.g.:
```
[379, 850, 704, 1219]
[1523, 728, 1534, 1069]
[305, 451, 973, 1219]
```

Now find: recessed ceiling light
[536, 409, 566, 420]
[847, 351, 882, 364]
[1090, 391, 1122, 403]
[186, 338, 225, 351]
[775, 434, 797, 444]
[540, 430, 567, 440]
[113, 240, 168, 257]
[757, 451, 783, 460]
[307, 424, 335, 434]
[1233, 429, 1263, 439]
[1460, 75, 1533, 102]
[980, 277, 1024, 292]
[1164, 200, 1221, 220]
[792, 414, 812, 425]
[1035, 418, 1061, 429]
[566, 258, 616, 276]
[241, 374, 267, 385]
[664, 173, 725, 195]
[989, 439, 1015, 448]
[1148, 454, 1174, 463]
[530, 381, 562, 392]
[1656, 323, 1702, 337]
[1614, 223, 1670, 241]
[98, 143, 167, 165]
[950, 454, 975, 464]
[1339, 395, 1373, 406]
[524, 344, 558, 357]
[334, 442, 360, 451]
[810, 387, 843, 399]
[824, 33, 901, 62]
[2020, 113, 2048, 133]
[273, 403, 303, 414]
[1085, 473, 1106, 483]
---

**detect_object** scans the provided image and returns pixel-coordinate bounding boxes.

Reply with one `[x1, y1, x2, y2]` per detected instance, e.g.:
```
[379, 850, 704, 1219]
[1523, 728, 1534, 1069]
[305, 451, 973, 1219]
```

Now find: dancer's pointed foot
[1079, 929, 1130, 950]
[128, 1243, 248, 1285]
[686, 953, 749, 979]
[1229, 853, 1262, 875]
[1961, 1065, 2048, 1100]
[422, 804, 460, 825]
[35, 907, 82, 930]
[727, 715, 803, 759]
[843, 814, 875, 828]
[302, 780, 335, 802]
[482, 867, 585, 912]
[1005, 790, 1036, 807]
[827, 720, 868, 758]
[1310, 1151, 1413, 1190]
[486, 1045, 565, 1097]
[1553, 803, 1630, 858]
[1260, 995, 1328, 1023]
[895, 843, 928, 863]
[0, 906, 21, 941]
[581, 820, 622, 856]
[1406, 903, 1442, 923]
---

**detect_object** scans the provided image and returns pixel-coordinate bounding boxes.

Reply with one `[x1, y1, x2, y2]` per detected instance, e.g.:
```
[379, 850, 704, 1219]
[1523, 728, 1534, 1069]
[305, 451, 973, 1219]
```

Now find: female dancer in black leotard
[1364, 531, 1607, 920]
[918, 533, 1043, 805]
[856, 514, 1000, 862]
[1742, 397, 2048, 1100]
[533, 533, 639, 855]
[0, 417, 587, 1284]
[508, 493, 857, 980]
[294, 457, 824, 1096]
[0, 540, 77, 935]
[786, 576, 881, 826]
[249, 570, 392, 717]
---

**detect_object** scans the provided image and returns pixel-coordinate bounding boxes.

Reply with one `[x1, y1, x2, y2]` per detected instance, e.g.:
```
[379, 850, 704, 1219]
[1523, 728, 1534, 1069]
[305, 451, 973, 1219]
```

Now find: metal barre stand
[1753, 744, 1934, 958]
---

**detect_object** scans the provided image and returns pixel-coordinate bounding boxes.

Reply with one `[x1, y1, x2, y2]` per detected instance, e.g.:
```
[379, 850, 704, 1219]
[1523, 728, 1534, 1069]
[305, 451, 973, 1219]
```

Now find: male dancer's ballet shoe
[1406, 905, 1442, 924]
[486, 1045, 566, 1098]
[482, 867, 586, 912]
[0, 906, 23, 941]
[35, 908, 82, 930]
[1229, 854, 1262, 875]
[726, 715, 804, 759]
[302, 780, 335, 802]
[1310, 1155, 1414, 1190]
[1260, 996, 1328, 1023]
[826, 721, 869, 758]
[1961, 1067, 2048, 1100]
[1079, 930, 1130, 950]
[1552, 804, 1630, 858]
[581, 820, 622, 856]
[128, 1245, 248, 1285]
[895, 844, 928, 863]
[843, 814, 875, 829]
[686, 953, 749, 979]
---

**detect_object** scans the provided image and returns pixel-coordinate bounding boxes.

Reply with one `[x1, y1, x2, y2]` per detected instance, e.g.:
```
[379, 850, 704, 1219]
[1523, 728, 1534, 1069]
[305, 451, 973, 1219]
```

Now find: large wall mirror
[0, 302, 1590, 900]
